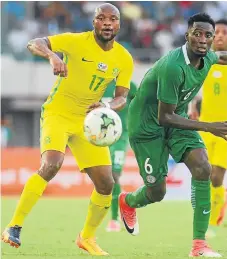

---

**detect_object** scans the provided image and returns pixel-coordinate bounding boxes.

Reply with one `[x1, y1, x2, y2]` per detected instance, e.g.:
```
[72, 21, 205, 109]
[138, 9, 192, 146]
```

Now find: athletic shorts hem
[79, 162, 112, 171]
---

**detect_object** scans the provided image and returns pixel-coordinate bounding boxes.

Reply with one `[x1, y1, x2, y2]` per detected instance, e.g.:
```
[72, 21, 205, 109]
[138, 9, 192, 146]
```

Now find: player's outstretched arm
[158, 101, 227, 140]
[87, 86, 129, 113]
[216, 51, 227, 65]
[27, 38, 68, 77]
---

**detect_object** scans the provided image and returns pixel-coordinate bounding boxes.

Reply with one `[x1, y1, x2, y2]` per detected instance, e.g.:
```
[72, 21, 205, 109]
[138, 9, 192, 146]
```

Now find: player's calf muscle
[211, 166, 226, 187]
[85, 166, 114, 195]
[147, 183, 166, 202]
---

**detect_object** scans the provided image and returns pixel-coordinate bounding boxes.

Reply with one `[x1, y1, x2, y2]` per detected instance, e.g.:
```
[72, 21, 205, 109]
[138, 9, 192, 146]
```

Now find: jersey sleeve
[157, 61, 184, 105]
[48, 33, 74, 55]
[116, 53, 134, 89]
[128, 81, 137, 102]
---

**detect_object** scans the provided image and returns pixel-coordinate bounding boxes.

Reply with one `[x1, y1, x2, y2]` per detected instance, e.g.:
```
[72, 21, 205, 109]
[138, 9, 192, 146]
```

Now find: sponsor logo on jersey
[182, 86, 197, 100]
[97, 63, 108, 72]
[213, 71, 222, 78]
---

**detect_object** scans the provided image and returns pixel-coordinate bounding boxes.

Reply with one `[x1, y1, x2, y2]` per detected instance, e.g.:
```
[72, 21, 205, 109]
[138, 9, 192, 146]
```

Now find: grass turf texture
[1, 198, 227, 259]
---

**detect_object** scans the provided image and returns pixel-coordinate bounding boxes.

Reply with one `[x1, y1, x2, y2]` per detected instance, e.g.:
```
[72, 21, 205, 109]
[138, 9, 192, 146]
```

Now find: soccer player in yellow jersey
[1, 3, 133, 255]
[191, 19, 227, 238]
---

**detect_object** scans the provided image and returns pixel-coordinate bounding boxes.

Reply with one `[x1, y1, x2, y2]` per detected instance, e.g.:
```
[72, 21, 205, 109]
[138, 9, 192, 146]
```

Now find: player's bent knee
[95, 177, 114, 195]
[38, 151, 64, 181]
[38, 162, 62, 182]
[193, 162, 211, 181]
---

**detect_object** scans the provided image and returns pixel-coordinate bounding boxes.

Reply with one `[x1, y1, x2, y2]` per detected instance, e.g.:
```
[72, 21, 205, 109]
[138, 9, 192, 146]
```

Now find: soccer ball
[84, 107, 122, 147]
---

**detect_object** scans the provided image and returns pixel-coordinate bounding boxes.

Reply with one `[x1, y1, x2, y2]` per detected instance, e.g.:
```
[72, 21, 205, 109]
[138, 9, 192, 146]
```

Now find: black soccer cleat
[1, 225, 22, 248]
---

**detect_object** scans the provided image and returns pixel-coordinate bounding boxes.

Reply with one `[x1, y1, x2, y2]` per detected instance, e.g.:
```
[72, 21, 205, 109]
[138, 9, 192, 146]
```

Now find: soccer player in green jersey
[119, 13, 227, 257]
[102, 81, 137, 232]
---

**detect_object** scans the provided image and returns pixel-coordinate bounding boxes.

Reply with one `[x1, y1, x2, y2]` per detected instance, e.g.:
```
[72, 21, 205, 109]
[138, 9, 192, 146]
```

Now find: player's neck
[186, 44, 203, 69]
[93, 33, 114, 51]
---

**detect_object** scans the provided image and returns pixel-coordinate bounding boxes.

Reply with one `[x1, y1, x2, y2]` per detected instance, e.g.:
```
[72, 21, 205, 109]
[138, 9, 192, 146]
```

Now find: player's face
[186, 22, 215, 57]
[213, 24, 227, 51]
[93, 10, 120, 42]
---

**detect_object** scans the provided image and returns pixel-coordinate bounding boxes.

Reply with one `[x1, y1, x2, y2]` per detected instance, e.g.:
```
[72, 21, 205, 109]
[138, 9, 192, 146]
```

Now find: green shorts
[129, 128, 205, 187]
[110, 135, 128, 174]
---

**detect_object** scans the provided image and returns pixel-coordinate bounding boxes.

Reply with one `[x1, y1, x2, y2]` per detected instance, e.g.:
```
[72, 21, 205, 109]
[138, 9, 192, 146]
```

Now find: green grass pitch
[1, 198, 227, 259]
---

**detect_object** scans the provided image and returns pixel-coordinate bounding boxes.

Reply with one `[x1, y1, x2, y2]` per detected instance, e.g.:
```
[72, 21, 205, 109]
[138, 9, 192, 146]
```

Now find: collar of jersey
[182, 43, 190, 65]
[91, 30, 116, 54]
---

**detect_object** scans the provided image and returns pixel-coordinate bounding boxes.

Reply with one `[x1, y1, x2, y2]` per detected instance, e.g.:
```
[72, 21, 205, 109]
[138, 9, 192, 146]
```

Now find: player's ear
[185, 32, 189, 42]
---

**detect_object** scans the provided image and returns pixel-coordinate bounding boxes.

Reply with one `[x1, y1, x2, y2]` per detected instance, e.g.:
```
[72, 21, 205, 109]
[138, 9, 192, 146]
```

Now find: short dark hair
[215, 19, 227, 26]
[188, 13, 215, 30]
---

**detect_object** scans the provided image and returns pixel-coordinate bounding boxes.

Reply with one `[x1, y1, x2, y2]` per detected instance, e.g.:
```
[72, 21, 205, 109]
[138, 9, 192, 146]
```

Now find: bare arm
[27, 37, 68, 77]
[158, 101, 209, 131]
[107, 86, 129, 111]
[87, 86, 129, 113]
[158, 101, 227, 140]
[27, 37, 53, 59]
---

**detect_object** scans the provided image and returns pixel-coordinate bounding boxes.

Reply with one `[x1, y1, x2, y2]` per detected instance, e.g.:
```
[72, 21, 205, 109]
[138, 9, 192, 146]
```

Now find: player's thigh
[40, 115, 69, 154]
[212, 136, 227, 169]
[109, 139, 128, 174]
[129, 137, 169, 187]
[199, 131, 214, 163]
[68, 134, 111, 171]
[167, 128, 206, 163]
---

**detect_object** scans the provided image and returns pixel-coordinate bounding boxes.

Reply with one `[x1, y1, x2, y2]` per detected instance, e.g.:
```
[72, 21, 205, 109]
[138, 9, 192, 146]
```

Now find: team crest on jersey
[44, 136, 51, 144]
[97, 62, 108, 72]
[146, 175, 156, 184]
[112, 68, 119, 77]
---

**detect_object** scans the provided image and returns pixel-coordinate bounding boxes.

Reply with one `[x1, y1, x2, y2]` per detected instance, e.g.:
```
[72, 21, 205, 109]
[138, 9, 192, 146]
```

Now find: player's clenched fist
[208, 122, 227, 140]
[49, 54, 68, 78]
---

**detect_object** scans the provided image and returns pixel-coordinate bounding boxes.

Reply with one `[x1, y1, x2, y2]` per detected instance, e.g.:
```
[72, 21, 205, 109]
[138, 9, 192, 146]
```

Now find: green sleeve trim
[157, 96, 178, 105]
[46, 54, 69, 104]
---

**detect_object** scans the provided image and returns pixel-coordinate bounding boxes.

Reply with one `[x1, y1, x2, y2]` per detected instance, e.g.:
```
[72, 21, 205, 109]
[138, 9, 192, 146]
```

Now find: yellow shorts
[200, 131, 227, 169]
[40, 114, 111, 170]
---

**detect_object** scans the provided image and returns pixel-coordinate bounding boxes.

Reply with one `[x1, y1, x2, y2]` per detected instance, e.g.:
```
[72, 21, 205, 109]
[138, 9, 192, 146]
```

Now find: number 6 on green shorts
[129, 138, 169, 186]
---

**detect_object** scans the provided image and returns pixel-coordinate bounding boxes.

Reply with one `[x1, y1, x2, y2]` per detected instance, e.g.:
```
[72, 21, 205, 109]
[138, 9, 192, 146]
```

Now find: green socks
[191, 179, 211, 240]
[111, 183, 121, 220]
[126, 186, 152, 208]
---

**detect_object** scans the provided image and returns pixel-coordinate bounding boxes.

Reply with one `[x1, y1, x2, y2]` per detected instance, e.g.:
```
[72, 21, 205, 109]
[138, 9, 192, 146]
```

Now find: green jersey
[128, 44, 218, 140]
[102, 81, 137, 136]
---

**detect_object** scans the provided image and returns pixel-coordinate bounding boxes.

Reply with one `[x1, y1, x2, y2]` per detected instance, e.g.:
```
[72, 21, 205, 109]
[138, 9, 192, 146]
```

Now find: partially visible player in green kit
[102, 81, 137, 232]
[119, 13, 227, 257]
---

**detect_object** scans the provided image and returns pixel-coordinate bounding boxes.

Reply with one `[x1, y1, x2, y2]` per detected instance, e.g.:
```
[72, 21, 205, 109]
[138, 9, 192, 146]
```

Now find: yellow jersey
[200, 64, 227, 122]
[42, 31, 133, 117]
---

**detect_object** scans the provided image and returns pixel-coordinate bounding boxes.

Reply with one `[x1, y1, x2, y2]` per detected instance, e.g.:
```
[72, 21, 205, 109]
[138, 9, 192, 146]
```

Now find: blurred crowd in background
[1, 1, 227, 148]
[2, 1, 227, 62]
